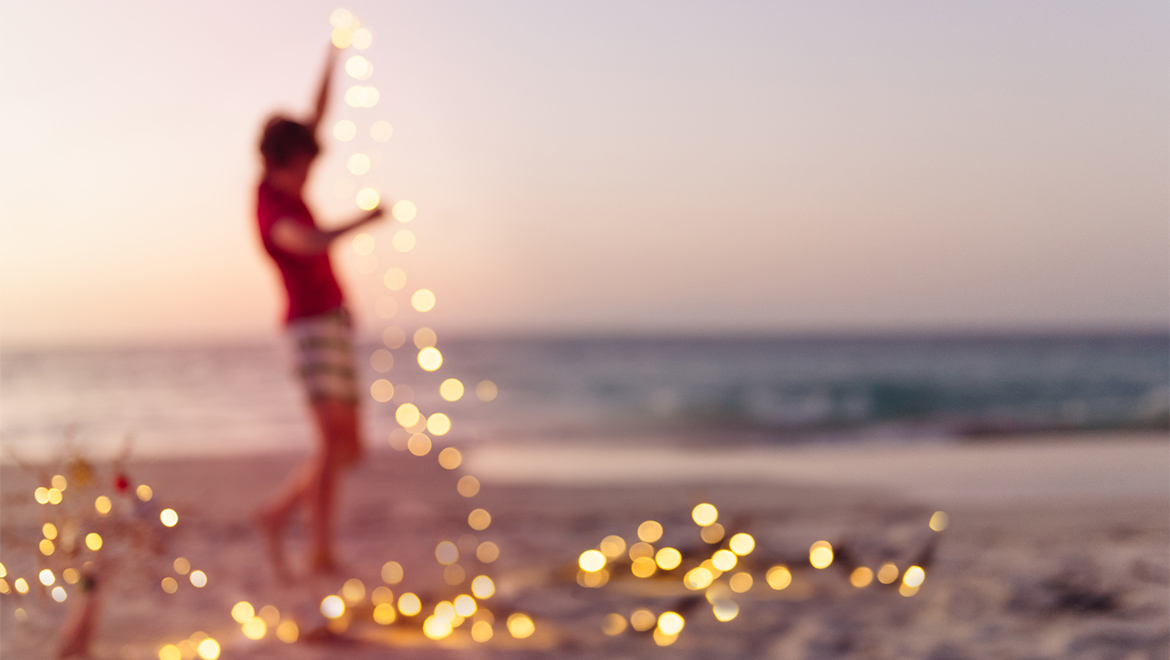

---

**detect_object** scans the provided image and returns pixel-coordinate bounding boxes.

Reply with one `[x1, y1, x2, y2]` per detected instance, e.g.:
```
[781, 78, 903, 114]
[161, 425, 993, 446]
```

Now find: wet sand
[1, 433, 1166, 659]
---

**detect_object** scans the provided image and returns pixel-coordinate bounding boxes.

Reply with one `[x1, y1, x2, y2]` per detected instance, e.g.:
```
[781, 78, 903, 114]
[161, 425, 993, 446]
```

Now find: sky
[1, 0, 1166, 348]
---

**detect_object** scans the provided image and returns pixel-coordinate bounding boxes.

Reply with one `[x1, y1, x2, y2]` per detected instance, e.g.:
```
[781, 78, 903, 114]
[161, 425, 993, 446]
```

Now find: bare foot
[254, 509, 294, 584]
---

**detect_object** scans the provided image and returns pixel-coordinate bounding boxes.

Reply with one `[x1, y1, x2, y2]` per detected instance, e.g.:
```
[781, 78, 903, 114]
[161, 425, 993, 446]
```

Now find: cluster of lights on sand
[576, 504, 948, 646]
[0, 450, 222, 655]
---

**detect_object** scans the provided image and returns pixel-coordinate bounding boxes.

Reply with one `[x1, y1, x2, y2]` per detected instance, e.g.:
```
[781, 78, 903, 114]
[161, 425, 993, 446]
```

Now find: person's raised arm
[272, 207, 386, 257]
[308, 45, 340, 134]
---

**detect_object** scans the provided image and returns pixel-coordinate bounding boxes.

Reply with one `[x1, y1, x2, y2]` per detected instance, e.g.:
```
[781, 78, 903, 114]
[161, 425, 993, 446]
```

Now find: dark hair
[259, 116, 319, 168]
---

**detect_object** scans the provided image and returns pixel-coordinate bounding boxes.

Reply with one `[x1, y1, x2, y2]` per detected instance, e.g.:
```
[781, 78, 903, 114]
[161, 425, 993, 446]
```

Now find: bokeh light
[395, 403, 420, 427]
[766, 565, 792, 590]
[407, 433, 432, 456]
[51, 586, 67, 601]
[413, 327, 437, 348]
[507, 613, 535, 639]
[371, 379, 394, 403]
[161, 509, 178, 527]
[34, 487, 49, 504]
[383, 267, 406, 290]
[657, 611, 684, 635]
[381, 561, 404, 584]
[392, 200, 417, 222]
[579, 550, 606, 572]
[599, 535, 626, 558]
[43, 522, 57, 539]
[39, 569, 55, 585]
[371, 348, 394, 371]
[423, 615, 453, 640]
[435, 541, 459, 565]
[631, 556, 657, 578]
[476, 541, 500, 563]
[161, 577, 178, 593]
[320, 595, 345, 619]
[629, 542, 654, 560]
[352, 232, 375, 255]
[902, 565, 926, 588]
[356, 188, 380, 210]
[655, 547, 682, 570]
[85, 533, 102, 551]
[471, 575, 495, 599]
[729, 533, 755, 556]
[333, 120, 356, 141]
[929, 511, 949, 532]
[472, 620, 494, 642]
[94, 495, 111, 515]
[40, 539, 54, 555]
[458, 475, 481, 497]
[63, 568, 79, 585]
[345, 55, 373, 80]
[242, 617, 267, 640]
[440, 378, 464, 401]
[692, 503, 718, 526]
[602, 613, 627, 636]
[468, 508, 491, 531]
[190, 570, 207, 588]
[174, 557, 191, 575]
[330, 9, 354, 29]
[476, 381, 498, 402]
[342, 577, 366, 603]
[712, 599, 739, 622]
[392, 229, 415, 252]
[331, 28, 353, 49]
[352, 27, 373, 50]
[712, 549, 738, 571]
[700, 522, 725, 544]
[373, 603, 396, 624]
[411, 289, 436, 312]
[159, 644, 181, 660]
[14, 578, 28, 594]
[137, 484, 153, 501]
[344, 85, 379, 108]
[437, 446, 462, 470]
[382, 326, 406, 349]
[637, 520, 663, 543]
[418, 347, 443, 371]
[398, 592, 422, 616]
[427, 413, 451, 436]
[48, 488, 62, 504]
[231, 601, 254, 624]
[850, 566, 874, 588]
[444, 564, 466, 585]
[276, 620, 299, 643]
[684, 567, 714, 590]
[347, 153, 371, 176]
[630, 609, 656, 632]
[877, 562, 899, 584]
[809, 541, 833, 569]
[371, 120, 393, 141]
[52, 474, 67, 490]
[729, 572, 753, 593]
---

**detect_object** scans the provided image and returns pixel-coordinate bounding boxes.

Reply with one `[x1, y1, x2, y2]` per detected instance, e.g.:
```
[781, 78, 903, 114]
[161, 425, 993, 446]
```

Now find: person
[253, 44, 385, 580]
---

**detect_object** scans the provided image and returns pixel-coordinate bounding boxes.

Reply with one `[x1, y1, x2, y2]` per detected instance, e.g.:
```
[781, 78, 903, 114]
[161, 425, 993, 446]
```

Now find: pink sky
[1, 1, 1166, 347]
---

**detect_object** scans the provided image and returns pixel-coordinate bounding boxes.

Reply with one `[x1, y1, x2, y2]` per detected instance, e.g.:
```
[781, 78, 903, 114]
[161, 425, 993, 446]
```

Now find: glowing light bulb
[392, 200, 417, 222]
[347, 153, 371, 176]
[352, 27, 373, 50]
[728, 533, 755, 556]
[766, 565, 792, 590]
[333, 120, 356, 141]
[438, 447, 462, 469]
[356, 188, 380, 210]
[370, 379, 394, 403]
[418, 347, 443, 371]
[440, 378, 464, 402]
[809, 541, 833, 569]
[345, 55, 372, 80]
[507, 613, 535, 639]
[411, 289, 436, 312]
[692, 503, 718, 526]
[468, 508, 491, 531]
[655, 547, 682, 570]
[637, 520, 663, 543]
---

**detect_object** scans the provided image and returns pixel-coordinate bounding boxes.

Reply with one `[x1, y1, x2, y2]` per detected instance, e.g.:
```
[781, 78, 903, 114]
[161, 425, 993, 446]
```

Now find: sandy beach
[1, 432, 1166, 659]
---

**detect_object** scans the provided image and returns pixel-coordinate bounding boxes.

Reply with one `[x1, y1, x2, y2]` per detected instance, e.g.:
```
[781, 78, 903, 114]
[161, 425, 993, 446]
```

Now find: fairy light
[342, 578, 366, 603]
[320, 595, 345, 619]
[507, 613, 535, 639]
[684, 567, 714, 590]
[189, 570, 207, 588]
[371, 120, 393, 141]
[809, 541, 833, 569]
[728, 533, 755, 556]
[599, 535, 626, 558]
[692, 503, 718, 526]
[438, 447, 463, 469]
[43, 523, 58, 540]
[94, 495, 111, 515]
[472, 620, 494, 642]
[712, 549, 738, 571]
[231, 602, 254, 624]
[411, 289, 436, 312]
[579, 550, 606, 572]
[52, 475, 68, 491]
[174, 557, 191, 575]
[630, 609, 656, 632]
[137, 484, 153, 501]
[370, 379, 394, 403]
[602, 613, 627, 635]
[356, 188, 380, 210]
[373, 603, 396, 624]
[14, 578, 29, 594]
[407, 433, 431, 456]
[476, 542, 500, 563]
[426, 413, 451, 435]
[62, 569, 80, 585]
[655, 547, 682, 571]
[383, 267, 406, 290]
[196, 638, 220, 660]
[468, 508, 491, 531]
[457, 475, 480, 497]
[39, 569, 55, 586]
[392, 200, 417, 222]
[877, 562, 899, 584]
[392, 230, 416, 252]
[902, 565, 926, 588]
[276, 620, 299, 643]
[34, 487, 50, 504]
[333, 120, 356, 141]
[850, 566, 874, 588]
[47, 488, 63, 504]
[160, 509, 178, 527]
[345, 55, 372, 80]
[712, 599, 739, 622]
[242, 617, 267, 640]
[161, 577, 178, 594]
[637, 520, 663, 543]
[347, 153, 371, 176]
[397, 593, 422, 616]
[929, 511, 949, 532]
[729, 572, 753, 593]
[40, 539, 55, 556]
[766, 565, 792, 590]
[85, 533, 103, 551]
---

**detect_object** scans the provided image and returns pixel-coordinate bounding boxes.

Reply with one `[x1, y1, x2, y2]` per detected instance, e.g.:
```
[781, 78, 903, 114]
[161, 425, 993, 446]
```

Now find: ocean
[1, 333, 1166, 462]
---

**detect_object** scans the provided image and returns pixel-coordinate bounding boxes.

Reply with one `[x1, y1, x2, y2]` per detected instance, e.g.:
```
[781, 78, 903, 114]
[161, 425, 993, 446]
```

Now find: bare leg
[256, 398, 363, 579]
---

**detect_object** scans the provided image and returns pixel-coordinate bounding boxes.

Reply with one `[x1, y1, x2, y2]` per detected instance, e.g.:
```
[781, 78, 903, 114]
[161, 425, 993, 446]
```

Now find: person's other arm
[308, 45, 340, 135]
[271, 208, 385, 257]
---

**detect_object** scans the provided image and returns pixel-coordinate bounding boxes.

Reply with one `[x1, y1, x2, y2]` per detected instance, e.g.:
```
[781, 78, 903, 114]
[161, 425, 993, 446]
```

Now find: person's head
[260, 116, 319, 189]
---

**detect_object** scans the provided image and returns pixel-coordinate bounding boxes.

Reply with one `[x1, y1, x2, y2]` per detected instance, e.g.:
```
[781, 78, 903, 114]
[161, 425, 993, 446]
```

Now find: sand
[1, 433, 1167, 659]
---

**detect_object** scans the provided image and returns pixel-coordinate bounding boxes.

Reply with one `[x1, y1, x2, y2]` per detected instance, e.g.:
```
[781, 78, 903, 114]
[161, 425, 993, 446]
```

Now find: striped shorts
[286, 308, 359, 403]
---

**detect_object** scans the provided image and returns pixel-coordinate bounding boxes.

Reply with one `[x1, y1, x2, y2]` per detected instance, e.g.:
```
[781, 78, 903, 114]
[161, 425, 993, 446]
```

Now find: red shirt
[256, 181, 345, 323]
